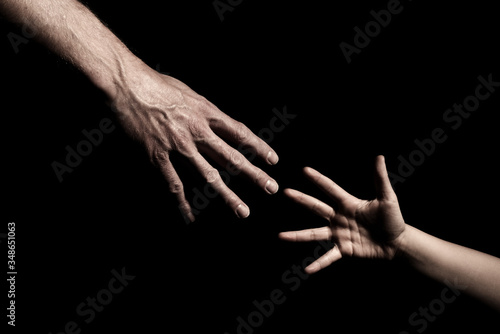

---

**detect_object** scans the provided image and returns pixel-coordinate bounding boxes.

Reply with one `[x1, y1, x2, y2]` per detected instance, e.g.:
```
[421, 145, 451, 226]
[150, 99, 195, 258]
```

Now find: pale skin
[3, 0, 499, 315]
[279, 155, 500, 312]
[0, 0, 280, 221]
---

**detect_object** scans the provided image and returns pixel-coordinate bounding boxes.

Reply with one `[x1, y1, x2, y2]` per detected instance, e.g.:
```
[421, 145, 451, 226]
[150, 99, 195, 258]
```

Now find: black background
[1, 0, 499, 333]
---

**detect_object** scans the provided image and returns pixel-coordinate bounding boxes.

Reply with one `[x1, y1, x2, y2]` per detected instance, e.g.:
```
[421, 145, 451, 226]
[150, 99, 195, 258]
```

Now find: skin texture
[280, 156, 500, 312]
[111, 67, 280, 221]
[0, 0, 279, 221]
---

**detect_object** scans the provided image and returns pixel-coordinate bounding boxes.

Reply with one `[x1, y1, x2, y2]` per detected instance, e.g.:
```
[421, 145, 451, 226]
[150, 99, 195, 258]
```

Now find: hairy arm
[1, 0, 280, 221]
[0, 0, 135, 99]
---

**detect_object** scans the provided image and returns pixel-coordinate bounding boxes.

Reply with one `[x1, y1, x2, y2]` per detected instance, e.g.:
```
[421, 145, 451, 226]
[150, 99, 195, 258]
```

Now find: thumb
[374, 155, 397, 201]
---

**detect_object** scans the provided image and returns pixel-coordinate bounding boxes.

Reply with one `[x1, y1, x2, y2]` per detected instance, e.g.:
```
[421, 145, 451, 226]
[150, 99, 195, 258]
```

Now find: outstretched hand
[279, 156, 406, 274]
[111, 65, 279, 222]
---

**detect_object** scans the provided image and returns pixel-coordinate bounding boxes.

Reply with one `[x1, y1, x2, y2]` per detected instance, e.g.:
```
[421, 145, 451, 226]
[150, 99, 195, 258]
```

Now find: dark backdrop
[2, 0, 499, 333]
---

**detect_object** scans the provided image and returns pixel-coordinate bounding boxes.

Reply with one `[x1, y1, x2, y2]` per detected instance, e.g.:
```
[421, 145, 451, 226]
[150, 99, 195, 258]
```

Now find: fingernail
[265, 179, 279, 194]
[266, 151, 279, 165]
[235, 204, 250, 219]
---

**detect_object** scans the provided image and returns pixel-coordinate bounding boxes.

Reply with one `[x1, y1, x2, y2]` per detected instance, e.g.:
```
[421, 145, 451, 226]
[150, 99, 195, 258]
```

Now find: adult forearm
[0, 0, 141, 99]
[399, 225, 500, 311]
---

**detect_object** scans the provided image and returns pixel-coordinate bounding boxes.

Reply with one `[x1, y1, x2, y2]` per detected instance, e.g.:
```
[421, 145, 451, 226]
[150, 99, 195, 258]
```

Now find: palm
[332, 198, 401, 259]
[279, 156, 406, 274]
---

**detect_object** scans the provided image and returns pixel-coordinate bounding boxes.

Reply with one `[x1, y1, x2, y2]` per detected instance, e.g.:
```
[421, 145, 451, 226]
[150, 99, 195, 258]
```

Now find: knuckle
[205, 167, 221, 184]
[233, 121, 250, 142]
[178, 143, 197, 159]
[151, 149, 169, 167]
[197, 96, 215, 111]
[169, 181, 184, 194]
[229, 149, 244, 167]
[187, 119, 203, 138]
[188, 118, 210, 142]
[170, 133, 197, 157]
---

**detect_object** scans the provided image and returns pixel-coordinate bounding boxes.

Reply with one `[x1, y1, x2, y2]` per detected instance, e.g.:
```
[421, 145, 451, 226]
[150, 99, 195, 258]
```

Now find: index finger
[209, 114, 279, 165]
[303, 167, 356, 203]
[283, 188, 335, 220]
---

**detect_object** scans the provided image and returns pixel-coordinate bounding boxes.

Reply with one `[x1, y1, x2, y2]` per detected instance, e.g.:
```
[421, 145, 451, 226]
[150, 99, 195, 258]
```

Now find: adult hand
[279, 156, 406, 273]
[111, 64, 279, 222]
[0, 0, 279, 222]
